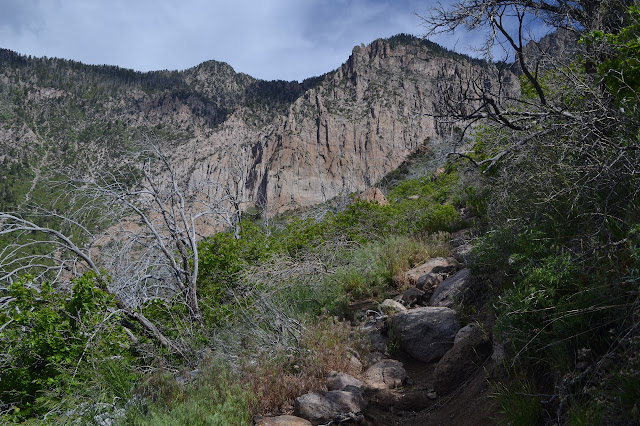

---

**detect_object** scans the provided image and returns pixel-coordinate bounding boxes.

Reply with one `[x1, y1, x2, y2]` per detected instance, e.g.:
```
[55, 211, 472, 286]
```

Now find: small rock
[327, 372, 363, 391]
[363, 359, 408, 390]
[294, 387, 367, 423]
[408, 194, 420, 200]
[255, 415, 312, 426]
[390, 307, 460, 363]
[400, 287, 425, 307]
[379, 299, 407, 315]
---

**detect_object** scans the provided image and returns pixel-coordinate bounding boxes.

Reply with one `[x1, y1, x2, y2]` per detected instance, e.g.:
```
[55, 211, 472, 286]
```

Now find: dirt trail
[347, 299, 502, 426]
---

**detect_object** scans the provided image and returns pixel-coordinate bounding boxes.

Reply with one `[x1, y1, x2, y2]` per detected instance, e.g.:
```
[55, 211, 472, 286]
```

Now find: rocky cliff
[0, 35, 518, 215]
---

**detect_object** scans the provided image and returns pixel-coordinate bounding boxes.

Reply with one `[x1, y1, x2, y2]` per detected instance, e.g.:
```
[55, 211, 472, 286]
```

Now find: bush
[126, 365, 255, 426]
[0, 272, 133, 421]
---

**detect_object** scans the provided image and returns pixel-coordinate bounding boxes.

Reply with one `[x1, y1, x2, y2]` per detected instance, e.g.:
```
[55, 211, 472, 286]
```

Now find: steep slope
[0, 35, 518, 216]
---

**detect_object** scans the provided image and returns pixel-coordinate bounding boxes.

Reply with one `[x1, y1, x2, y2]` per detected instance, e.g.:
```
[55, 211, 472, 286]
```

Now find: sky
[0, 0, 522, 82]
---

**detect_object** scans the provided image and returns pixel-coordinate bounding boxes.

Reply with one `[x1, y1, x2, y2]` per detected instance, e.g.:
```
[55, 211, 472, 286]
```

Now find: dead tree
[0, 136, 250, 353]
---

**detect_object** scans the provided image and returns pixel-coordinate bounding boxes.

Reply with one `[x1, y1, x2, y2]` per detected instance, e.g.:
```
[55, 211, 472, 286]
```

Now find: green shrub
[126, 365, 255, 426]
[0, 272, 132, 421]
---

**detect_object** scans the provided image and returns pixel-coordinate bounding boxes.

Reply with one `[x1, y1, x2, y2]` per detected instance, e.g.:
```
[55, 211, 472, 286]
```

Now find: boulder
[255, 415, 312, 426]
[432, 167, 446, 180]
[431, 265, 459, 276]
[433, 322, 492, 395]
[452, 243, 473, 264]
[379, 299, 407, 315]
[327, 372, 363, 391]
[404, 257, 458, 286]
[390, 307, 460, 363]
[429, 268, 477, 308]
[416, 272, 443, 290]
[449, 228, 473, 247]
[363, 359, 407, 390]
[400, 287, 426, 307]
[294, 387, 367, 423]
[362, 321, 389, 354]
[358, 187, 388, 205]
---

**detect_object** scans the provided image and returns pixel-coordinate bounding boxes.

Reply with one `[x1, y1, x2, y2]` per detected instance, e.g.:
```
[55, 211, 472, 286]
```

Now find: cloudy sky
[1, 0, 507, 82]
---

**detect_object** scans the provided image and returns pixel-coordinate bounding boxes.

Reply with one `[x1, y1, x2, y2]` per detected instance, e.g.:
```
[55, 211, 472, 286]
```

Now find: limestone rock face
[390, 307, 460, 362]
[1, 37, 519, 219]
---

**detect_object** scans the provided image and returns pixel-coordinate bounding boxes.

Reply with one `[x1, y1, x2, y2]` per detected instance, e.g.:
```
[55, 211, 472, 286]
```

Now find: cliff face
[0, 36, 518, 215]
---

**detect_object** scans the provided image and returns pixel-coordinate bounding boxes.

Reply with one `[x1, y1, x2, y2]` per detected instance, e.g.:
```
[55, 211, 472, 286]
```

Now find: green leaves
[0, 272, 128, 420]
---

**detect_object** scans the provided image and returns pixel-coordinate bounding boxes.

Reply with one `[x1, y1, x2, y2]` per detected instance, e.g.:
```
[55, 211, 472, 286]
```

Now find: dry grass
[242, 317, 367, 415]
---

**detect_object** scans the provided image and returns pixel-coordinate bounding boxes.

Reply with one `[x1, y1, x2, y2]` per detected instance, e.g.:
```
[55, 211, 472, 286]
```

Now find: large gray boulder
[433, 322, 492, 395]
[294, 387, 367, 423]
[363, 359, 407, 390]
[429, 268, 477, 308]
[449, 228, 473, 247]
[390, 307, 460, 362]
[255, 415, 312, 426]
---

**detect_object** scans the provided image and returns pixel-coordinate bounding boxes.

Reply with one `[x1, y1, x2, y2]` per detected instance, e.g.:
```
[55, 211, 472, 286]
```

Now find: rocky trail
[257, 229, 506, 426]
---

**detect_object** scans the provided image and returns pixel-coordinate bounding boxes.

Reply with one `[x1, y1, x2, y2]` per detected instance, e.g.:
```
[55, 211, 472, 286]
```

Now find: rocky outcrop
[404, 257, 459, 286]
[0, 36, 518, 217]
[357, 187, 388, 205]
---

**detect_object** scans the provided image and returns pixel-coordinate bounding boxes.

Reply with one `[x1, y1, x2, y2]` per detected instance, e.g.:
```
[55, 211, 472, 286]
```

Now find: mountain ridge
[0, 34, 518, 216]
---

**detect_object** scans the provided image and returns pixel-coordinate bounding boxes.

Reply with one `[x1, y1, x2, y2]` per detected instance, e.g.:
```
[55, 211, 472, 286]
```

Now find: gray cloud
[0, 0, 541, 81]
